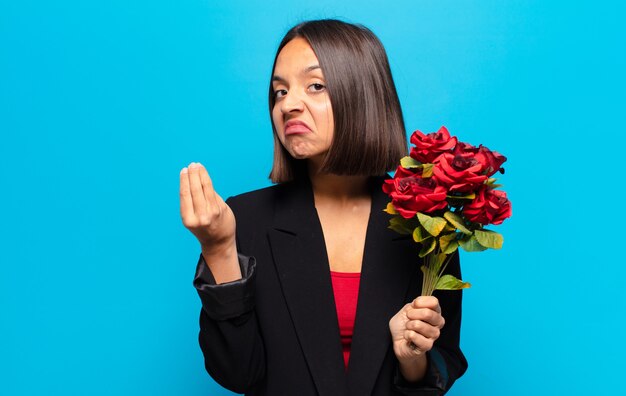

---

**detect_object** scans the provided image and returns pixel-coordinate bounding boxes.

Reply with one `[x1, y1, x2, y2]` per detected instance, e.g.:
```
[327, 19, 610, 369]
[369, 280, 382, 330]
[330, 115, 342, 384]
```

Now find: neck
[307, 161, 370, 203]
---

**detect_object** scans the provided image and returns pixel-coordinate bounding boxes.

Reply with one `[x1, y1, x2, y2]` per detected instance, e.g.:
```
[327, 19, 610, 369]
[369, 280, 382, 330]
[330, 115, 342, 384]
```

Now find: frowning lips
[284, 119, 312, 136]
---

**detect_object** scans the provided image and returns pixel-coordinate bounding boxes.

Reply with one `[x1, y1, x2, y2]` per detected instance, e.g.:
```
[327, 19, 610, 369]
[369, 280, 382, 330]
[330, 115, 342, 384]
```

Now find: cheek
[271, 108, 287, 148]
[316, 101, 334, 140]
[271, 107, 281, 129]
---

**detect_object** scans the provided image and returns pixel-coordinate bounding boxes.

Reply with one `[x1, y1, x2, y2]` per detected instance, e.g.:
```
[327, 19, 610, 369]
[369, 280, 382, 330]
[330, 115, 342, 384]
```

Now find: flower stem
[421, 247, 454, 296]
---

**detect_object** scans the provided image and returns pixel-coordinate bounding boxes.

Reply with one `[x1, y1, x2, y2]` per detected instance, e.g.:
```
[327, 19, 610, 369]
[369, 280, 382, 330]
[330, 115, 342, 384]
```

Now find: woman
[180, 19, 467, 395]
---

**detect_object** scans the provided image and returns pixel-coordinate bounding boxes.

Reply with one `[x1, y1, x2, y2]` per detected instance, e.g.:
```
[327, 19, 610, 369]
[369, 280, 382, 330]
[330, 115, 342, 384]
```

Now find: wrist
[200, 240, 241, 284]
[396, 350, 427, 364]
[397, 352, 428, 383]
[201, 239, 236, 258]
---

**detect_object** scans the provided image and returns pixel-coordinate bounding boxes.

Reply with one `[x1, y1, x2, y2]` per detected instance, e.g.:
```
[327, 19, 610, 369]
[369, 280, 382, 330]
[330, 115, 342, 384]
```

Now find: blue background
[1, 1, 625, 395]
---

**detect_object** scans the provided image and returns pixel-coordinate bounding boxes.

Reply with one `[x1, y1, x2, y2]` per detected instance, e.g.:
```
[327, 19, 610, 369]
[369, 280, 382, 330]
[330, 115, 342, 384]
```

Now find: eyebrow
[272, 65, 322, 83]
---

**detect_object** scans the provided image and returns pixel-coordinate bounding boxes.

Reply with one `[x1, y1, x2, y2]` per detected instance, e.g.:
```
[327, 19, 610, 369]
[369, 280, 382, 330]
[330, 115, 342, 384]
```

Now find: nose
[280, 90, 305, 114]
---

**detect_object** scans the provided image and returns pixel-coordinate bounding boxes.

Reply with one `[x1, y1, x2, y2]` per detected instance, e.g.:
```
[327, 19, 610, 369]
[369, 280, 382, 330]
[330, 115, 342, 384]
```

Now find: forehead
[274, 37, 321, 75]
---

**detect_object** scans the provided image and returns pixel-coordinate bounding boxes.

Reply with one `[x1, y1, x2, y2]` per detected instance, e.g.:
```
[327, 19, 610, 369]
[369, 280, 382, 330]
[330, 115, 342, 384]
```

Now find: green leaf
[417, 212, 447, 237]
[388, 217, 413, 235]
[485, 178, 504, 189]
[459, 234, 488, 252]
[439, 233, 459, 254]
[443, 223, 456, 233]
[435, 274, 471, 290]
[412, 225, 430, 242]
[400, 156, 421, 168]
[399, 157, 434, 177]
[419, 237, 436, 258]
[444, 211, 472, 235]
[384, 202, 398, 215]
[421, 163, 435, 178]
[474, 229, 504, 249]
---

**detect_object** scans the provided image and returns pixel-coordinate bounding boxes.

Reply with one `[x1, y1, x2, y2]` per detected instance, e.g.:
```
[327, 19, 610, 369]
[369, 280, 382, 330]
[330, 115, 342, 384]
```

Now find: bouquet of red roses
[383, 126, 512, 296]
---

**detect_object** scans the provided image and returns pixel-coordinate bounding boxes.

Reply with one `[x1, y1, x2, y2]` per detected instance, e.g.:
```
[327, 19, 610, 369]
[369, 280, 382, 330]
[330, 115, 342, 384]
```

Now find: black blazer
[193, 175, 467, 395]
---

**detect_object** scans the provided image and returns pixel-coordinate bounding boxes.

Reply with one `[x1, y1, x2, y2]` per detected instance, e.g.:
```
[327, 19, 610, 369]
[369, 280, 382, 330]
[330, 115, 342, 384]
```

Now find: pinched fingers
[198, 163, 217, 206]
[180, 162, 219, 226]
[180, 166, 195, 223]
[195, 163, 232, 227]
[187, 162, 209, 217]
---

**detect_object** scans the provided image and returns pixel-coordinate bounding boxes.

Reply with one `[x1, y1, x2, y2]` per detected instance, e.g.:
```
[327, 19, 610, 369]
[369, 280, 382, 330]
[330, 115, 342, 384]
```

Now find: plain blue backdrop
[1, 1, 625, 395]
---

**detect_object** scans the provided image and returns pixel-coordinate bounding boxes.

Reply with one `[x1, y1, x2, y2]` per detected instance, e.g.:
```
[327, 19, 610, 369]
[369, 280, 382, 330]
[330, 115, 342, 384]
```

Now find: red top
[330, 271, 361, 369]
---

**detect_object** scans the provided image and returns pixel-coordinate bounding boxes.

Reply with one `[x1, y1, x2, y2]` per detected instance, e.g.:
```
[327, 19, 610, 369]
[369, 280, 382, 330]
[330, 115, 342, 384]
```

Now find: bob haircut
[268, 19, 408, 183]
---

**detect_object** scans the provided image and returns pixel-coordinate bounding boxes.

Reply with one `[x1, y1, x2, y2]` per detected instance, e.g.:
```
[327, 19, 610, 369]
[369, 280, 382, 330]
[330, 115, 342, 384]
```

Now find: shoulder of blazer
[225, 179, 300, 214]
[225, 180, 305, 248]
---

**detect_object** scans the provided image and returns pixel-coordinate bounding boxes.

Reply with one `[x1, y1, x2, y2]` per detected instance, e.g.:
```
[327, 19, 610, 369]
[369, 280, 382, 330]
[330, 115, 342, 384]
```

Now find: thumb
[413, 296, 439, 309]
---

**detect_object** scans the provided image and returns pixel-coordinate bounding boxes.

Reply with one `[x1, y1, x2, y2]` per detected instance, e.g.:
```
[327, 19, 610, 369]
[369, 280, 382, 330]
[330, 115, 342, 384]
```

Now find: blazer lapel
[267, 177, 348, 396]
[346, 176, 419, 395]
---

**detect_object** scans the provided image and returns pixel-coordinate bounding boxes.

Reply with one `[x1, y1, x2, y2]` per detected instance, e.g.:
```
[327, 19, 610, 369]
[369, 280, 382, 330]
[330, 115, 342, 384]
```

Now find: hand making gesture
[180, 162, 241, 283]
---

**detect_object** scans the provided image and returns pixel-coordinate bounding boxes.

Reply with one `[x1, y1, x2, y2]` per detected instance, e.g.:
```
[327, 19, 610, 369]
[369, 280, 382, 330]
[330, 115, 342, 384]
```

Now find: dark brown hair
[268, 19, 407, 183]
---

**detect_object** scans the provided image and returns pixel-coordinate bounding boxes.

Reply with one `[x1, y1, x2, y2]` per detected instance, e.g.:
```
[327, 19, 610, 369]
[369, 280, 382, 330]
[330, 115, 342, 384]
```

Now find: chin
[287, 147, 314, 160]
[285, 144, 326, 162]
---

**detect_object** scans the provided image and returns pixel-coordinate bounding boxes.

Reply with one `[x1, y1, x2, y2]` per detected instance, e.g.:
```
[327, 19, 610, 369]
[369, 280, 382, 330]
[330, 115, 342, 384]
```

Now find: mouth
[284, 120, 312, 136]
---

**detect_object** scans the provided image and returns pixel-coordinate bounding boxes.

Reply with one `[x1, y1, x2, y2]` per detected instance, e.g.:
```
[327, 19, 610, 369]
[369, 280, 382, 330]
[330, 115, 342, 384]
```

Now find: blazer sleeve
[393, 251, 468, 395]
[192, 195, 267, 393]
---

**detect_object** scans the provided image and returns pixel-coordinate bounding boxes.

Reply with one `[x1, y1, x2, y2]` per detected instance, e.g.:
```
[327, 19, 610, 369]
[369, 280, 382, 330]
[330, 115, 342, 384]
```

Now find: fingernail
[181, 167, 188, 174]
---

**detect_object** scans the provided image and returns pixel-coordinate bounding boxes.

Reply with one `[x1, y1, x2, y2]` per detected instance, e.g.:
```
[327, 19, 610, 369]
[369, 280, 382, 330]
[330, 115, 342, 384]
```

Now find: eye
[273, 89, 287, 99]
[309, 83, 326, 92]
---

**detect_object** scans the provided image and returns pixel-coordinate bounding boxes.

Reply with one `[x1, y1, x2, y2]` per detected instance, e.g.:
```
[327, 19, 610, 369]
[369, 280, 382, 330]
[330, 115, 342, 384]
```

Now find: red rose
[453, 143, 507, 177]
[383, 166, 448, 218]
[409, 126, 458, 164]
[475, 145, 506, 177]
[432, 152, 488, 193]
[453, 142, 479, 156]
[463, 186, 512, 225]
